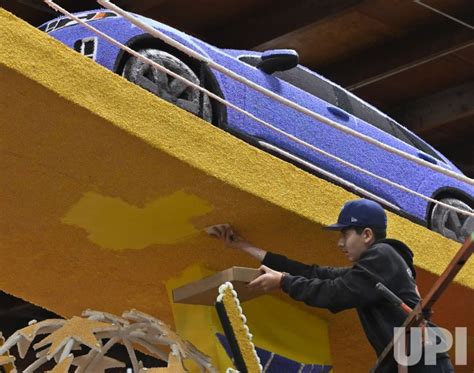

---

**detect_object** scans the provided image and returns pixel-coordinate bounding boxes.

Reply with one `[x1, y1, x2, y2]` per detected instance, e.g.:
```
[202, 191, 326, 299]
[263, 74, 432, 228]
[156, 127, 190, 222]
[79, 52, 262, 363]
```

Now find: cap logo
[350, 217, 358, 222]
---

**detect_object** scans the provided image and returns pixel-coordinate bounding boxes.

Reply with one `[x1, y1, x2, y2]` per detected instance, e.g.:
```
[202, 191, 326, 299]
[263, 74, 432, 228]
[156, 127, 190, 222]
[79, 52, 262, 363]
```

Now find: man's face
[337, 228, 372, 262]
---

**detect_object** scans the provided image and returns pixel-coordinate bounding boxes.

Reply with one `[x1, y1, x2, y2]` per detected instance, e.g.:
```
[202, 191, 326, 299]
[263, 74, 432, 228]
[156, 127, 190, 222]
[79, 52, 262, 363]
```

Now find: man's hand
[206, 224, 268, 261]
[247, 265, 283, 293]
[206, 224, 253, 251]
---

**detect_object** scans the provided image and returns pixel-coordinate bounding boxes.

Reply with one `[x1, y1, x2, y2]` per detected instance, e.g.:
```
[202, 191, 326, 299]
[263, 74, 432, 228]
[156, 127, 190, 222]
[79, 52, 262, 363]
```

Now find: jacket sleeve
[262, 252, 350, 280]
[280, 248, 388, 312]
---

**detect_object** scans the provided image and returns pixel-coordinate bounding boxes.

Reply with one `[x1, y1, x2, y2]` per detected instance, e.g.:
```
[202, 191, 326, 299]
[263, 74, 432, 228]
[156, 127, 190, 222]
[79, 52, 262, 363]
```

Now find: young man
[209, 199, 454, 372]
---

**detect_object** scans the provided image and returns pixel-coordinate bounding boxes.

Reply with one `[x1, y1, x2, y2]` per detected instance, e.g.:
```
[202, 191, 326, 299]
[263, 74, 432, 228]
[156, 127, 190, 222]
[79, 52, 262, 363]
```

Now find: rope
[414, 0, 474, 30]
[43, 1, 474, 219]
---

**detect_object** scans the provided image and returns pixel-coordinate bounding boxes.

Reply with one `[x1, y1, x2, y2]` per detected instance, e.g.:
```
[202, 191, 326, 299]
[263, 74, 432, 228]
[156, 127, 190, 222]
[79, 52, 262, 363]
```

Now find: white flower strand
[218, 282, 263, 371]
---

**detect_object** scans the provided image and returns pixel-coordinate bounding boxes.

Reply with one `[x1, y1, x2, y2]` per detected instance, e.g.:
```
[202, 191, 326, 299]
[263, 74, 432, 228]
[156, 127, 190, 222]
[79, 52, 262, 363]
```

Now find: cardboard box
[172, 267, 264, 305]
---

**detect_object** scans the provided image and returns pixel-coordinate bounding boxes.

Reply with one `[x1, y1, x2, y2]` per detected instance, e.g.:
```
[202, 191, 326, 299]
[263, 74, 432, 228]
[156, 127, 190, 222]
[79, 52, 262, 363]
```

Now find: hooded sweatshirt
[262, 239, 449, 372]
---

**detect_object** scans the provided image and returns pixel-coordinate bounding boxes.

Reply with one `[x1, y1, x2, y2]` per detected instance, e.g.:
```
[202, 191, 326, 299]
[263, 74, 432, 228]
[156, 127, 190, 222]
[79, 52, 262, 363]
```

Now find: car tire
[431, 198, 473, 242]
[122, 48, 213, 123]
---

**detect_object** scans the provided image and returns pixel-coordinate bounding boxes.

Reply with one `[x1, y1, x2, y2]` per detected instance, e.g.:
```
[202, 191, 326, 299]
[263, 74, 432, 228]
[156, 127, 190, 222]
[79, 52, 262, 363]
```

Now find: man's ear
[363, 228, 375, 244]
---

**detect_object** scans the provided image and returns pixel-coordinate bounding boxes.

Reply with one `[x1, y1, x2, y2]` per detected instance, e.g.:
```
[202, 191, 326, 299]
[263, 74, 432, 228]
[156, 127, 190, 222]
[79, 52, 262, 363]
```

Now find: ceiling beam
[16, 0, 57, 15]
[124, 0, 168, 15]
[319, 22, 474, 91]
[390, 81, 474, 133]
[200, 0, 361, 49]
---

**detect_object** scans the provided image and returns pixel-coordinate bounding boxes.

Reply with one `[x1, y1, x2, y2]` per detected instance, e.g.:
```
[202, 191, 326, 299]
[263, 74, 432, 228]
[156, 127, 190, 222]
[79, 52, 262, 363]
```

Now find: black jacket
[262, 239, 450, 372]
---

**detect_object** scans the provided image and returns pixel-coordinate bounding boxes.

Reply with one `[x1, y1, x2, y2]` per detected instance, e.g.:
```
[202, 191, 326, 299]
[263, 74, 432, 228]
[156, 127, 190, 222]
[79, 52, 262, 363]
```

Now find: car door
[238, 55, 431, 220]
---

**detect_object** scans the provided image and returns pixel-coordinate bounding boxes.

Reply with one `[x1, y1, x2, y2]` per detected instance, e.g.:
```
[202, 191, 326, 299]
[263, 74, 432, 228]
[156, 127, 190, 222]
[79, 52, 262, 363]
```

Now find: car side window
[347, 100, 443, 161]
[239, 55, 395, 131]
[388, 120, 443, 161]
[239, 55, 339, 108]
[239, 55, 443, 161]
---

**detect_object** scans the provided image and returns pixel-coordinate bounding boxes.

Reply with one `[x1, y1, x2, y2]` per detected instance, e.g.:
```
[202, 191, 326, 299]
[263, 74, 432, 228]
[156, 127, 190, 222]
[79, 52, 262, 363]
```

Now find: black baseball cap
[325, 199, 387, 231]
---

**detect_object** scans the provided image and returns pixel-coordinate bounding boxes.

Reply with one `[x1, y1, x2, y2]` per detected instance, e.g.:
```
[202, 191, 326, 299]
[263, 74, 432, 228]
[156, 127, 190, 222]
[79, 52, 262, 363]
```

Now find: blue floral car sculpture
[39, 9, 474, 242]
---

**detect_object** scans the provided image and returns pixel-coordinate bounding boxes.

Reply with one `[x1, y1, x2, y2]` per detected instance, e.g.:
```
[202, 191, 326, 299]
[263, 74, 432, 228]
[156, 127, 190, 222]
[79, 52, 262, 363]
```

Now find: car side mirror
[257, 49, 299, 74]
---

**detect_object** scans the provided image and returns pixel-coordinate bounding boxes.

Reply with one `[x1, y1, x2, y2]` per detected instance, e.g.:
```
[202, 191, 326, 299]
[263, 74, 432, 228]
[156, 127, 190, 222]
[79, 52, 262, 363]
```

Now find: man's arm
[280, 249, 389, 312]
[263, 252, 350, 279]
[207, 224, 349, 279]
[206, 224, 267, 261]
[240, 245, 267, 262]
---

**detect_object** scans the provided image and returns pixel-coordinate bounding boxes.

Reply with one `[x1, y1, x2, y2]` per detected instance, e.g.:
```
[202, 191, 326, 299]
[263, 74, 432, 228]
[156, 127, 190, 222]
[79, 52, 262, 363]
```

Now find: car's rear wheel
[430, 198, 473, 242]
[122, 48, 213, 123]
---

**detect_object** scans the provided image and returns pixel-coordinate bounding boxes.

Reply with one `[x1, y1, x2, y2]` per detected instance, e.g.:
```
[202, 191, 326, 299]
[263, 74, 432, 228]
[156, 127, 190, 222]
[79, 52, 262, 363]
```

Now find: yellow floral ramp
[1, 8, 473, 372]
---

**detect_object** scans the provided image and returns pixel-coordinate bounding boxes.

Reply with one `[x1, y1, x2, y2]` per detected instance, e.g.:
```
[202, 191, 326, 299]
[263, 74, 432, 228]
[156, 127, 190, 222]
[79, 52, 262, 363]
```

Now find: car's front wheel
[122, 48, 213, 123]
[431, 198, 473, 242]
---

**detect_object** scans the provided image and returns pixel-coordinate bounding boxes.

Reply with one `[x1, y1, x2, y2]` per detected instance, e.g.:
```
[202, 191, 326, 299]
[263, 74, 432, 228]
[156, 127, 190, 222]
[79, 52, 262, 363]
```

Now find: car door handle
[417, 152, 437, 165]
[326, 106, 350, 122]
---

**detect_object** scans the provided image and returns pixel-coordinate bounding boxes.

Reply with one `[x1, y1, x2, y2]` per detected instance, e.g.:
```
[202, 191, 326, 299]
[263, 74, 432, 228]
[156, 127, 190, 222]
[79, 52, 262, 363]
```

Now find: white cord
[414, 0, 473, 29]
[42, 1, 474, 218]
